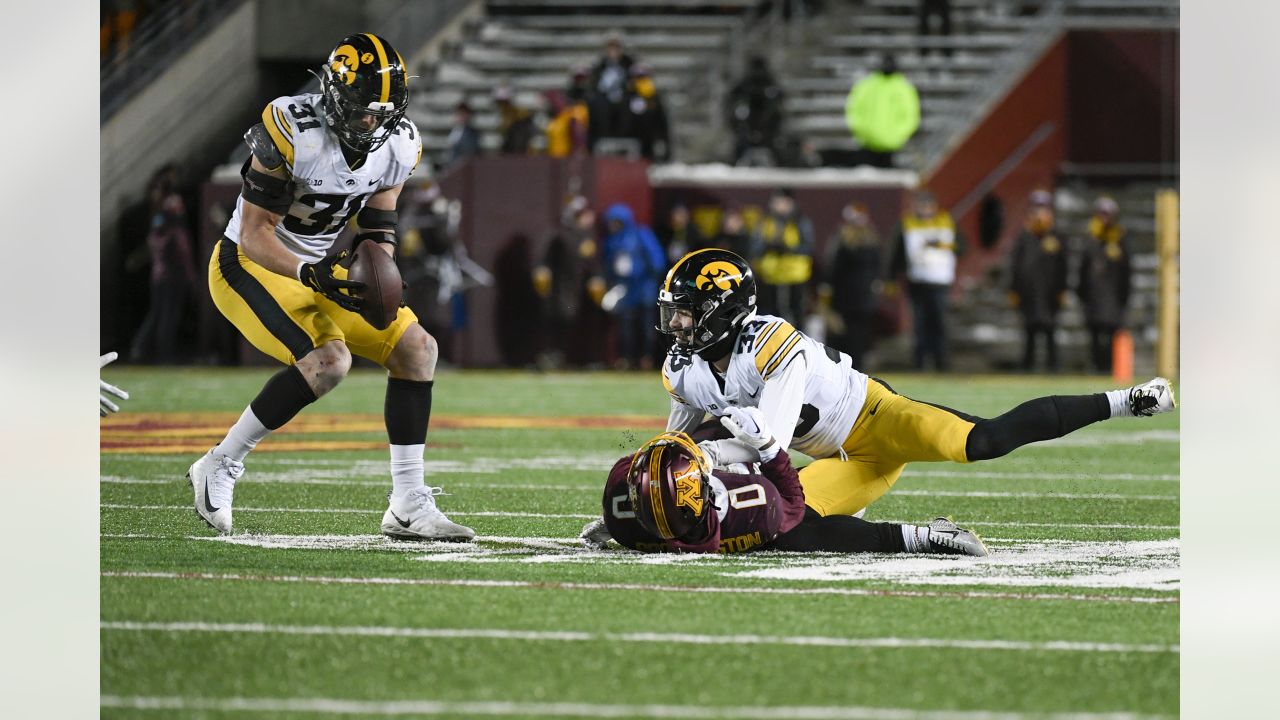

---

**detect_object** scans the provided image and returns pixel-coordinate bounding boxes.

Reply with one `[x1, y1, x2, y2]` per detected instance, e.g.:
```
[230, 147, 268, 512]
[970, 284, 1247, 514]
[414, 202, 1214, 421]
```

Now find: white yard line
[100, 504, 596, 519]
[100, 620, 1178, 654]
[98, 695, 1172, 719]
[100, 570, 1178, 604]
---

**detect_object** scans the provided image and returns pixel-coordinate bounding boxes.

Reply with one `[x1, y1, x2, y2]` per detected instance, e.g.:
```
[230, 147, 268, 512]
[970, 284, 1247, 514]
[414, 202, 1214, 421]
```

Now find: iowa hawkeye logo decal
[695, 261, 744, 292]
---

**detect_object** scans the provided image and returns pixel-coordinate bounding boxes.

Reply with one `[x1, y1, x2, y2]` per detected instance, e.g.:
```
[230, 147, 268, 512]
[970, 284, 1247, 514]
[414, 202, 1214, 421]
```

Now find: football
[345, 239, 402, 329]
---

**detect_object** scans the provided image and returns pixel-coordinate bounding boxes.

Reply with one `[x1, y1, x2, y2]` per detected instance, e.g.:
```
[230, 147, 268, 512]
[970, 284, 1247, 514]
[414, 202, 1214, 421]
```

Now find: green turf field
[100, 368, 1179, 719]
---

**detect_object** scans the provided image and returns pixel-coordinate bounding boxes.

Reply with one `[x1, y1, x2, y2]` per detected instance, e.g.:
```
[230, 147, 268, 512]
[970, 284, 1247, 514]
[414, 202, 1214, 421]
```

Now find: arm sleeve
[758, 350, 808, 452]
[758, 451, 807, 535]
[667, 399, 704, 434]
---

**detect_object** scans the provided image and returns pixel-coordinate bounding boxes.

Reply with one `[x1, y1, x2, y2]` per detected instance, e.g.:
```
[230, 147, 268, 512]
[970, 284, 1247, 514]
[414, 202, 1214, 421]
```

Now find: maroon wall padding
[1067, 30, 1179, 165]
[924, 37, 1070, 289]
[651, 184, 909, 275]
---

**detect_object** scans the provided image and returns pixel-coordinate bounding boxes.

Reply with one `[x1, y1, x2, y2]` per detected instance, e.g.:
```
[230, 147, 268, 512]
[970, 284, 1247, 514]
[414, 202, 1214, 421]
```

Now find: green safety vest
[844, 73, 921, 152]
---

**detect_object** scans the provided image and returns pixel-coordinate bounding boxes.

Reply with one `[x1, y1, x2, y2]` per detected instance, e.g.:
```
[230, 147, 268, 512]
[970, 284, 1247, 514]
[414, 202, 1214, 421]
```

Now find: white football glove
[719, 406, 779, 462]
[100, 352, 130, 417]
[580, 518, 612, 550]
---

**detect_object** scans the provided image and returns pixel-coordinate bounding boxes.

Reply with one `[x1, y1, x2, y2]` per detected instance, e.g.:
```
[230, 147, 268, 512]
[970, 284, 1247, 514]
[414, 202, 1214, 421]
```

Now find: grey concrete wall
[101, 0, 260, 236]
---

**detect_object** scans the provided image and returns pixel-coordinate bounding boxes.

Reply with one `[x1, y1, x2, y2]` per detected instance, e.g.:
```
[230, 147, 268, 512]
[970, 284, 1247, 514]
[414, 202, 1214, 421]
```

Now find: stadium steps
[408, 2, 764, 165]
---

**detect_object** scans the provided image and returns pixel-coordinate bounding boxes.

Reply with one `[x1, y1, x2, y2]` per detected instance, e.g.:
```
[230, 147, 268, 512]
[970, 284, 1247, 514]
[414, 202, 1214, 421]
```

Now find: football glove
[720, 406, 779, 462]
[99, 352, 130, 417]
[299, 253, 365, 312]
[580, 518, 612, 550]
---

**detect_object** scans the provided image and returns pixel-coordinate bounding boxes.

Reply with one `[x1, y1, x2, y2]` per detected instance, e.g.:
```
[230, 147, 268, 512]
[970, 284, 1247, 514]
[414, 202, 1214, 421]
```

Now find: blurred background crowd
[101, 0, 1178, 377]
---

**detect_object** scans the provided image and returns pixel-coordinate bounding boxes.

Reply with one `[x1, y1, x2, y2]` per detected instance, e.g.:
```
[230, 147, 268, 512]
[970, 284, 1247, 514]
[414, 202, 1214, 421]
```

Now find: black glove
[299, 253, 365, 312]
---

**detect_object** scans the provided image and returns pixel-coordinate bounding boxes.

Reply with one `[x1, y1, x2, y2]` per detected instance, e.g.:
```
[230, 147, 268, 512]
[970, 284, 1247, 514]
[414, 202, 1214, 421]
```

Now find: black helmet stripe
[363, 32, 392, 104]
[663, 247, 721, 294]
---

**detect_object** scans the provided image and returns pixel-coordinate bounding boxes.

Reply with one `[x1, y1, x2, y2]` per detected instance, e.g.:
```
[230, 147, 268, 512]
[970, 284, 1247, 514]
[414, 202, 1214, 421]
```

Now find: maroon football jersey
[601, 451, 806, 554]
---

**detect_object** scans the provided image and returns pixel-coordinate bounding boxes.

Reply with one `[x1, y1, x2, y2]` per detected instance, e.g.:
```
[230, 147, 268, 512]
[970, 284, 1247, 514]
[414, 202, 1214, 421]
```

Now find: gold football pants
[207, 239, 417, 366]
[800, 378, 975, 516]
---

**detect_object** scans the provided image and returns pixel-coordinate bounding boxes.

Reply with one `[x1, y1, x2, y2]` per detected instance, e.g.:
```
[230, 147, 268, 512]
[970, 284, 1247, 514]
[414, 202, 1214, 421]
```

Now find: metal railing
[101, 0, 248, 123]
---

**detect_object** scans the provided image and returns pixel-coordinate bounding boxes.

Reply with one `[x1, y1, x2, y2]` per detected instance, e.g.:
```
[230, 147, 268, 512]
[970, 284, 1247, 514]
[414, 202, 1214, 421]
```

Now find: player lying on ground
[581, 406, 987, 556]
[187, 33, 472, 540]
[657, 249, 1177, 518]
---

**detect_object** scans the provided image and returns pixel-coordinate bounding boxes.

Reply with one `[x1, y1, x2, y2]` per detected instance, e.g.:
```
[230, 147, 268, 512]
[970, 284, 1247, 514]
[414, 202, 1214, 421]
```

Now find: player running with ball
[188, 33, 472, 541]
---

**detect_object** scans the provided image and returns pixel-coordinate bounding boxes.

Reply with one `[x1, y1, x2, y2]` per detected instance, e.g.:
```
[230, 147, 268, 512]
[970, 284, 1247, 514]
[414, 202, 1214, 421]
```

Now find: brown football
[345, 239, 403, 329]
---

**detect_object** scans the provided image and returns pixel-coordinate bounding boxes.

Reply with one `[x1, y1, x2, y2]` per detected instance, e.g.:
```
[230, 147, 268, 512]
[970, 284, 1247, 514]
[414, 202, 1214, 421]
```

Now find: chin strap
[696, 333, 736, 363]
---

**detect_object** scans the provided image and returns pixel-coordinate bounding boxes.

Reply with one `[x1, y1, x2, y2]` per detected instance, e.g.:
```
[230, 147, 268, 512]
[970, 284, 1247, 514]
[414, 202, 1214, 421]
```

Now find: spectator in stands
[845, 53, 920, 169]
[820, 202, 883, 369]
[726, 55, 785, 166]
[1009, 190, 1068, 373]
[536, 196, 603, 369]
[625, 64, 672, 162]
[659, 203, 712, 264]
[602, 203, 665, 370]
[918, 0, 954, 60]
[588, 32, 635, 149]
[752, 188, 816, 324]
[716, 205, 753, 260]
[1076, 195, 1132, 374]
[102, 0, 140, 62]
[544, 89, 589, 158]
[889, 189, 963, 372]
[446, 101, 482, 168]
[129, 192, 197, 364]
[494, 85, 536, 154]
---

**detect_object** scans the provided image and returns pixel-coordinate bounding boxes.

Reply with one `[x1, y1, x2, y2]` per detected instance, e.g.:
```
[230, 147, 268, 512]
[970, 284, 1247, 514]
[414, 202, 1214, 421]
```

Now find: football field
[100, 368, 1179, 719]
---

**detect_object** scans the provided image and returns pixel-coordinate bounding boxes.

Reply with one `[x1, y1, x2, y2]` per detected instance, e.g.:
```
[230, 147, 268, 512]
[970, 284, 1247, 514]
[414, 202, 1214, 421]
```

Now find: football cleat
[1128, 377, 1177, 417]
[187, 449, 243, 533]
[382, 486, 475, 542]
[927, 517, 989, 557]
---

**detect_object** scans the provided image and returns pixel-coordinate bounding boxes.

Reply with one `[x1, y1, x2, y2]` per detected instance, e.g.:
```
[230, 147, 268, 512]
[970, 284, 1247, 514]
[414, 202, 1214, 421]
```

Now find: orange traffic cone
[1112, 329, 1134, 384]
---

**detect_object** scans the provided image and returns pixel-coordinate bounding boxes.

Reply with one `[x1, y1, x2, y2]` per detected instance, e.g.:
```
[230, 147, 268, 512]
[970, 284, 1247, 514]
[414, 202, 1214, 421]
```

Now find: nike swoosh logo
[368, 179, 379, 186]
[869, 400, 883, 416]
[746, 388, 761, 399]
[203, 482, 219, 513]
[390, 511, 412, 528]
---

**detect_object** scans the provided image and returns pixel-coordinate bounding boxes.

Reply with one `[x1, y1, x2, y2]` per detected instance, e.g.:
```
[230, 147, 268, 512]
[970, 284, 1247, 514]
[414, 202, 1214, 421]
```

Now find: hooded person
[1009, 189, 1068, 372]
[1076, 195, 1131, 373]
[602, 203, 666, 369]
[844, 53, 920, 168]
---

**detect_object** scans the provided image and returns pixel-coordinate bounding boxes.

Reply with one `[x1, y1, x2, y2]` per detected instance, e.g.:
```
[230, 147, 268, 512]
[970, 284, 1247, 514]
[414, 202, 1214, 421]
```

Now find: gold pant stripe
[208, 239, 418, 366]
[799, 379, 976, 517]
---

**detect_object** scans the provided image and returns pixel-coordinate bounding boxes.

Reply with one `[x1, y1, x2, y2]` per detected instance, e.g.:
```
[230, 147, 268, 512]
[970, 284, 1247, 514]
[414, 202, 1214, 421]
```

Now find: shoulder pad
[257, 101, 297, 171]
[244, 123, 285, 172]
[753, 320, 802, 380]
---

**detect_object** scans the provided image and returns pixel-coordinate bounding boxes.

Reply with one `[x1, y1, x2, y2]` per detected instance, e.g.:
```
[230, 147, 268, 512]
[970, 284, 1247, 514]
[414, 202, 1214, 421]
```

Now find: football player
[582, 406, 987, 555]
[656, 249, 1176, 518]
[188, 34, 473, 540]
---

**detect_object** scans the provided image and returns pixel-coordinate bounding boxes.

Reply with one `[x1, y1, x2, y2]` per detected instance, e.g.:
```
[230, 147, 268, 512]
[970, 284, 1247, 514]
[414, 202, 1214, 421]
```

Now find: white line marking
[100, 504, 596, 519]
[100, 571, 1177, 604]
[100, 620, 1179, 654]
[98, 695, 1173, 719]
[901, 470, 1178, 483]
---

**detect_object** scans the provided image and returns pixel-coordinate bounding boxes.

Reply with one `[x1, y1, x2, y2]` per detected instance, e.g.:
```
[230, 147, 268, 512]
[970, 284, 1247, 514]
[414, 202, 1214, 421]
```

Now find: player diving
[583, 248, 1175, 554]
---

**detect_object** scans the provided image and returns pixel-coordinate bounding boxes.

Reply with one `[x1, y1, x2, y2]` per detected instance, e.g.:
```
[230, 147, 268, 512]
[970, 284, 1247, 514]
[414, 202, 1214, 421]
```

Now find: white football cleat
[382, 486, 475, 542]
[927, 517, 989, 557]
[1128, 377, 1177, 417]
[187, 449, 243, 533]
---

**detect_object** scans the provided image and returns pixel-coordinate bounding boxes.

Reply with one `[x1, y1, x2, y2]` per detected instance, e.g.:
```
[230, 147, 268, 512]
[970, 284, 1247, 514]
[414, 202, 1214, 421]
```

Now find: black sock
[965, 394, 1111, 461]
[768, 507, 908, 553]
[249, 365, 318, 431]
[386, 378, 433, 445]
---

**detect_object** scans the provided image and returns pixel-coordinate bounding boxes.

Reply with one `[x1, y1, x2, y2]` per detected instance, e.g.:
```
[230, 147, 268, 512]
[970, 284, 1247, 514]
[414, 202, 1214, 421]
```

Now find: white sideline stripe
[100, 571, 1177, 604]
[98, 695, 1172, 719]
[99, 504, 596, 519]
[100, 620, 1179, 654]
[902, 470, 1177, 483]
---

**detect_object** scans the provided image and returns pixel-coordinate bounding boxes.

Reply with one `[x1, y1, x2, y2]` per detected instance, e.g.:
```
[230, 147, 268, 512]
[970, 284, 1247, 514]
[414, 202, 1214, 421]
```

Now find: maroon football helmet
[626, 432, 712, 541]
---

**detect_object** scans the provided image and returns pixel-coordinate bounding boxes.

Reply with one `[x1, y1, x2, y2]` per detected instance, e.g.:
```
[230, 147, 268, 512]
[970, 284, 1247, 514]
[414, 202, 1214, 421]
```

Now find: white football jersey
[223, 92, 423, 262]
[662, 314, 869, 459]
